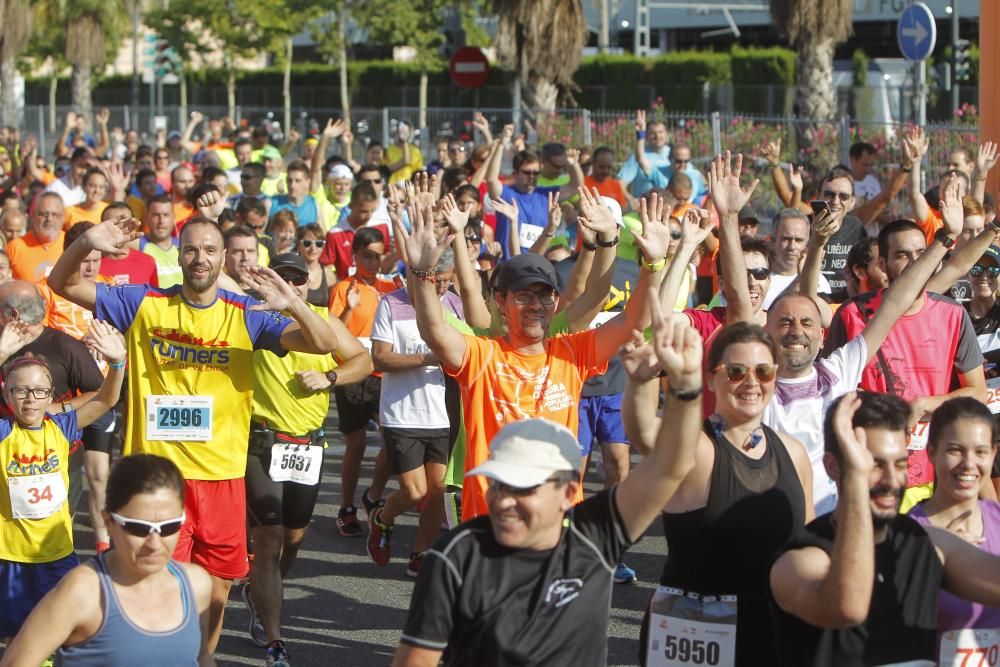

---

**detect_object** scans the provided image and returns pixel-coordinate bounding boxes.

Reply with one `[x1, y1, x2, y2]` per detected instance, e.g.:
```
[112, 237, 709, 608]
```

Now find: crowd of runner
[0, 106, 998, 666]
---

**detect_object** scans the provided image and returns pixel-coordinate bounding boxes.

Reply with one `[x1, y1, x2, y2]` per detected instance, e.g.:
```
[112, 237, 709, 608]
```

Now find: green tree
[310, 1, 354, 123]
[495, 0, 588, 113]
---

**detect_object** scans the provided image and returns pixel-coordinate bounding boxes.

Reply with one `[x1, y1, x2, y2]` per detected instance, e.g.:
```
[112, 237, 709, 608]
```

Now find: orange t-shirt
[917, 209, 943, 246]
[583, 175, 628, 209]
[7, 231, 64, 283]
[328, 276, 398, 338]
[37, 276, 113, 340]
[173, 201, 195, 232]
[65, 202, 109, 229]
[446, 331, 607, 521]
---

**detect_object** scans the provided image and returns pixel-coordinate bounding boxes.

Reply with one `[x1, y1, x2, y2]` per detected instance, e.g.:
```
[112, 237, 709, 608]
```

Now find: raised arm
[181, 111, 205, 157]
[471, 111, 493, 145]
[469, 139, 501, 188]
[49, 216, 142, 311]
[485, 124, 512, 200]
[903, 127, 931, 224]
[94, 108, 111, 157]
[634, 110, 654, 176]
[490, 195, 521, 256]
[769, 393, 876, 628]
[564, 188, 619, 331]
[709, 151, 759, 324]
[312, 119, 345, 194]
[851, 167, 908, 227]
[557, 148, 584, 202]
[402, 204, 468, 370]
[528, 191, 562, 255]
[242, 267, 338, 354]
[972, 141, 999, 206]
[620, 332, 663, 454]
[75, 321, 127, 428]
[441, 193, 491, 329]
[616, 303, 703, 542]
[926, 179, 1000, 294]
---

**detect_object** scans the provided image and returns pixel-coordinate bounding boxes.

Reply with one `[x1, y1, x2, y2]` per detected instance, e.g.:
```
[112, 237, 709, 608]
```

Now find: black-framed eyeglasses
[970, 264, 1000, 278]
[747, 267, 770, 281]
[822, 190, 852, 202]
[7, 386, 52, 400]
[277, 272, 309, 286]
[714, 362, 778, 383]
[109, 512, 186, 537]
[300, 239, 325, 249]
[513, 289, 557, 306]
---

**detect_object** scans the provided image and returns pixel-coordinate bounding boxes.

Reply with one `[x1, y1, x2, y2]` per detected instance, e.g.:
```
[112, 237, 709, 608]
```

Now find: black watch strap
[325, 370, 338, 387]
[596, 235, 619, 248]
[934, 229, 956, 249]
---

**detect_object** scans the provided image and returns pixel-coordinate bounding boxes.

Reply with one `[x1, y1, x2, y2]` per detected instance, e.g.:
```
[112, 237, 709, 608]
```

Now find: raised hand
[760, 137, 781, 166]
[501, 123, 515, 145]
[546, 191, 563, 232]
[95, 108, 110, 126]
[708, 150, 759, 218]
[566, 148, 580, 166]
[619, 329, 662, 383]
[472, 112, 490, 136]
[939, 176, 964, 238]
[977, 141, 999, 175]
[399, 203, 453, 272]
[189, 110, 204, 126]
[441, 193, 470, 234]
[635, 109, 647, 133]
[287, 127, 301, 144]
[578, 187, 616, 237]
[244, 266, 303, 313]
[83, 320, 126, 365]
[196, 189, 227, 221]
[84, 215, 142, 255]
[0, 320, 34, 360]
[831, 392, 875, 476]
[679, 207, 712, 247]
[810, 207, 842, 246]
[902, 126, 928, 163]
[787, 164, 804, 192]
[345, 282, 361, 310]
[649, 291, 702, 390]
[489, 196, 519, 227]
[633, 193, 671, 263]
[323, 118, 346, 140]
[105, 162, 129, 195]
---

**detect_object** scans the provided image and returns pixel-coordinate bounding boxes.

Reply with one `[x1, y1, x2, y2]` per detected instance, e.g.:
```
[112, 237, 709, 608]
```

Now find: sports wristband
[641, 258, 667, 272]
[109, 359, 126, 370]
[596, 235, 619, 248]
[990, 219, 1000, 234]
[636, 130, 646, 140]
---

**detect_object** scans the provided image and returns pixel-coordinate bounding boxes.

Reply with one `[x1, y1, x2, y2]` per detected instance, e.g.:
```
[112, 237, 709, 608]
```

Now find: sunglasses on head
[970, 264, 1000, 278]
[747, 267, 770, 281]
[109, 512, 186, 538]
[714, 362, 778, 383]
[300, 239, 325, 249]
[278, 272, 309, 286]
[519, 169, 541, 177]
[822, 190, 852, 202]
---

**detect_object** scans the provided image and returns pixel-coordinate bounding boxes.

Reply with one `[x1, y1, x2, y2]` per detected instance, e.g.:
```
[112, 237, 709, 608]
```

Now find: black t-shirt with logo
[772, 513, 942, 667]
[818, 215, 868, 295]
[965, 299, 1000, 376]
[401, 489, 633, 666]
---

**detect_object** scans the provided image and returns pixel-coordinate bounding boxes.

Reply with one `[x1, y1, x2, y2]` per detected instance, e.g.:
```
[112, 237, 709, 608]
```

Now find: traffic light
[154, 40, 181, 79]
[954, 39, 971, 82]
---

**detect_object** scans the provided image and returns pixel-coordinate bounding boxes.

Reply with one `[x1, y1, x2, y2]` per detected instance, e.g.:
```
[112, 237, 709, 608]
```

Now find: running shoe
[613, 562, 637, 585]
[366, 507, 393, 566]
[336, 505, 362, 537]
[241, 582, 268, 647]
[406, 552, 424, 578]
[266, 640, 291, 667]
[361, 488, 384, 517]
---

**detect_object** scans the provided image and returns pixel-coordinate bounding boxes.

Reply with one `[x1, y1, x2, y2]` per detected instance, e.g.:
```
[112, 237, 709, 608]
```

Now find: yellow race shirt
[96, 284, 292, 480]
[0, 412, 77, 563]
[252, 303, 335, 434]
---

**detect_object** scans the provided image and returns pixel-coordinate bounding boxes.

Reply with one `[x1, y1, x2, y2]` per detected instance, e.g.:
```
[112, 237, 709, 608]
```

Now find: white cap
[328, 164, 353, 181]
[599, 196, 624, 228]
[465, 419, 582, 489]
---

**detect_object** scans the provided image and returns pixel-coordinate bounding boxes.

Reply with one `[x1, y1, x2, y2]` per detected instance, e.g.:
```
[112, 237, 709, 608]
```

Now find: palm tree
[495, 0, 588, 113]
[0, 0, 33, 126]
[770, 0, 853, 148]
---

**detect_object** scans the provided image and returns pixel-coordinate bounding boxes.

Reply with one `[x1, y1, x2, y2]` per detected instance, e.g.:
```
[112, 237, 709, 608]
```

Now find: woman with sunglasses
[296, 222, 337, 308]
[907, 397, 1000, 661]
[0, 454, 215, 667]
[0, 320, 127, 645]
[637, 322, 814, 666]
[964, 245, 1000, 377]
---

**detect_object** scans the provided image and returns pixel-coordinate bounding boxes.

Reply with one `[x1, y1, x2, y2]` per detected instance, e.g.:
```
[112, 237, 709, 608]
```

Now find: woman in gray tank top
[0, 455, 216, 667]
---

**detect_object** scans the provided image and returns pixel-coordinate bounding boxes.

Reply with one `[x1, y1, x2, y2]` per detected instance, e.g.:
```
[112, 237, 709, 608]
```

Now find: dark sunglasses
[673, 159, 690, 166]
[109, 512, 186, 538]
[822, 190, 852, 202]
[747, 267, 770, 281]
[488, 478, 561, 497]
[714, 362, 778, 383]
[278, 272, 309, 286]
[465, 234, 482, 244]
[970, 264, 1000, 278]
[359, 177, 382, 185]
[300, 239, 325, 249]
[669, 231, 682, 240]
[519, 169, 541, 177]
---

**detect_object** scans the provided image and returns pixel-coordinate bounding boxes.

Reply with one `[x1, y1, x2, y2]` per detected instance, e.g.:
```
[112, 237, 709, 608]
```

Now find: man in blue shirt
[618, 110, 671, 197]
[269, 160, 331, 229]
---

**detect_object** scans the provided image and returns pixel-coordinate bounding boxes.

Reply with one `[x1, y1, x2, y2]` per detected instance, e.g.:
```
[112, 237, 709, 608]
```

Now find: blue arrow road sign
[897, 2, 937, 61]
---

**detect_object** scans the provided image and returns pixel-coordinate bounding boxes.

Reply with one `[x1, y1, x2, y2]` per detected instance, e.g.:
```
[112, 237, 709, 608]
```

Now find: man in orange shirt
[328, 226, 398, 536]
[171, 165, 197, 233]
[403, 200, 669, 521]
[583, 146, 629, 210]
[7, 192, 65, 283]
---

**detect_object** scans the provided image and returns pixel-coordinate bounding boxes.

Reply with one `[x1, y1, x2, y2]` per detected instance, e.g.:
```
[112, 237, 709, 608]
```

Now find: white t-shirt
[762, 271, 832, 310]
[46, 175, 85, 207]
[371, 290, 457, 429]
[762, 335, 868, 515]
[854, 174, 882, 205]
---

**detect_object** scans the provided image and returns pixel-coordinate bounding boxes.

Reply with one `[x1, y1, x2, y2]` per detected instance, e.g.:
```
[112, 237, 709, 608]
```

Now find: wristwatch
[62, 402, 73, 413]
[325, 370, 338, 387]
[933, 228, 956, 250]
[596, 234, 619, 248]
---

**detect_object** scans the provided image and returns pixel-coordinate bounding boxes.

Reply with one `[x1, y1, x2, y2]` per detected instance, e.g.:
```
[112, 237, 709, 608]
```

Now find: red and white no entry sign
[449, 47, 490, 89]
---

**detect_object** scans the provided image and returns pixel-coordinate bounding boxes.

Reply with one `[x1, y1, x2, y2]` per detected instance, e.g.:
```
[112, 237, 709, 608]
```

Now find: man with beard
[46, 214, 341, 658]
[769, 391, 1000, 666]
[823, 202, 986, 488]
[764, 187, 965, 514]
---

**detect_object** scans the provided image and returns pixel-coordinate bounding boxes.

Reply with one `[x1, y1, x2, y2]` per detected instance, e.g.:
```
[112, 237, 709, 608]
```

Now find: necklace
[709, 415, 763, 450]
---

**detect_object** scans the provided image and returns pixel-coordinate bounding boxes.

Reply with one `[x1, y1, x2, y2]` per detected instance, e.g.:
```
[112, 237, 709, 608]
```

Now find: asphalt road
[71, 412, 668, 667]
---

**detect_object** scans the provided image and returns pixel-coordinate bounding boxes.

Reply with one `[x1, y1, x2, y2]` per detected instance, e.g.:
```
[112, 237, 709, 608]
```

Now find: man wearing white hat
[392, 303, 707, 667]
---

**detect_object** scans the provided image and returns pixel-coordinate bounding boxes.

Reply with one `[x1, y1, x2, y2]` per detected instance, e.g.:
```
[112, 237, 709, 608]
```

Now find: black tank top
[658, 421, 807, 665]
[305, 267, 329, 308]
